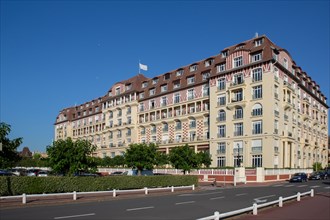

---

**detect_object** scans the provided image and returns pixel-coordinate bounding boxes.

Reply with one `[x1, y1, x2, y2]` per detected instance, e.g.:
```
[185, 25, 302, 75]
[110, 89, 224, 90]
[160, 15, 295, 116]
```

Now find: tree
[112, 155, 125, 167]
[168, 144, 198, 174]
[155, 151, 168, 167]
[0, 122, 22, 169]
[313, 162, 322, 171]
[124, 143, 158, 175]
[46, 138, 97, 175]
[196, 151, 212, 168]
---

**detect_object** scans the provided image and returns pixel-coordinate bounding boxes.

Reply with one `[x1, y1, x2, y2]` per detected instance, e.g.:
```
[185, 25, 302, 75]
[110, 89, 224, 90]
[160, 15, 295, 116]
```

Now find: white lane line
[54, 213, 95, 219]
[178, 191, 223, 196]
[126, 206, 154, 212]
[284, 185, 294, 187]
[175, 201, 195, 205]
[254, 195, 276, 200]
[298, 185, 308, 188]
[272, 184, 284, 187]
[210, 196, 225, 200]
[324, 186, 330, 189]
[310, 186, 320, 188]
[236, 193, 247, 196]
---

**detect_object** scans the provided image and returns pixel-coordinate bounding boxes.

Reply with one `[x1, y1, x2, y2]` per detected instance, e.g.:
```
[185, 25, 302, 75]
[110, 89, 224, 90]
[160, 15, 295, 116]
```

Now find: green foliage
[125, 143, 158, 173]
[0, 122, 22, 169]
[16, 157, 49, 167]
[312, 162, 322, 171]
[155, 152, 169, 167]
[46, 138, 97, 175]
[0, 175, 198, 196]
[169, 144, 198, 173]
[196, 151, 212, 168]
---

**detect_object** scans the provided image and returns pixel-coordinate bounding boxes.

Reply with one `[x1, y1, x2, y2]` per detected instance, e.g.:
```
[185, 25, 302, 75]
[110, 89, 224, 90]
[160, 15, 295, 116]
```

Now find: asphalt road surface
[1, 180, 329, 220]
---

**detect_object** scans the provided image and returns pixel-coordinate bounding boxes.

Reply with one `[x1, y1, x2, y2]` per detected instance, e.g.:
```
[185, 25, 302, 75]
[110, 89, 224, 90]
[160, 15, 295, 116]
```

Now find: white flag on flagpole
[139, 63, 148, 71]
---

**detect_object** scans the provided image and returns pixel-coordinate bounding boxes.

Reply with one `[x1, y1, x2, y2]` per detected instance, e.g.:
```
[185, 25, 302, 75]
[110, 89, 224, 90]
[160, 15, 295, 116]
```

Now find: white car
[37, 171, 48, 177]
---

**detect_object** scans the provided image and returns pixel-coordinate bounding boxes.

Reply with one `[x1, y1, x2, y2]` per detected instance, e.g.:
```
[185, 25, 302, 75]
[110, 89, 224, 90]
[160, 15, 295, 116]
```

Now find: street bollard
[113, 189, 116, 197]
[279, 196, 283, 207]
[192, 184, 195, 190]
[22, 193, 26, 204]
[144, 187, 148, 195]
[297, 192, 300, 201]
[214, 211, 220, 220]
[253, 203, 258, 215]
[73, 191, 77, 200]
[311, 189, 314, 197]
[171, 186, 174, 192]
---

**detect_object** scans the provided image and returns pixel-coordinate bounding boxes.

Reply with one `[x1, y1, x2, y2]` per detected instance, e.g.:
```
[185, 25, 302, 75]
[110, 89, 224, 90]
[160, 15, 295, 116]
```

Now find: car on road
[10, 168, 27, 176]
[0, 170, 15, 176]
[37, 171, 48, 177]
[110, 171, 123, 176]
[308, 171, 327, 180]
[123, 170, 154, 176]
[289, 172, 308, 182]
[27, 169, 41, 176]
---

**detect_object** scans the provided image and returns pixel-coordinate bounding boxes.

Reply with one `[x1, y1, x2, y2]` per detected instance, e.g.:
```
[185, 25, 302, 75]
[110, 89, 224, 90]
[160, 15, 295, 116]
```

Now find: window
[161, 84, 168, 92]
[217, 142, 226, 154]
[217, 78, 226, 90]
[139, 103, 144, 111]
[221, 50, 228, 58]
[173, 80, 180, 89]
[176, 69, 184, 76]
[187, 89, 194, 100]
[204, 59, 214, 67]
[151, 125, 156, 134]
[233, 89, 243, 102]
[203, 85, 209, 96]
[283, 58, 288, 69]
[190, 65, 198, 72]
[233, 56, 243, 68]
[163, 123, 168, 132]
[187, 76, 195, 84]
[149, 88, 156, 96]
[234, 123, 243, 136]
[217, 95, 226, 106]
[218, 125, 226, 138]
[126, 84, 132, 91]
[252, 103, 263, 116]
[252, 68, 262, 82]
[252, 139, 262, 153]
[174, 93, 180, 103]
[252, 120, 263, 134]
[254, 38, 263, 47]
[142, 82, 148, 88]
[140, 127, 146, 135]
[175, 121, 182, 130]
[252, 85, 263, 99]
[217, 157, 226, 167]
[164, 73, 170, 80]
[152, 78, 158, 85]
[233, 73, 244, 85]
[217, 63, 226, 73]
[234, 107, 243, 119]
[149, 100, 155, 109]
[202, 72, 210, 81]
[189, 119, 196, 128]
[252, 155, 263, 167]
[115, 87, 120, 95]
[161, 96, 167, 106]
[251, 53, 262, 62]
[218, 110, 226, 122]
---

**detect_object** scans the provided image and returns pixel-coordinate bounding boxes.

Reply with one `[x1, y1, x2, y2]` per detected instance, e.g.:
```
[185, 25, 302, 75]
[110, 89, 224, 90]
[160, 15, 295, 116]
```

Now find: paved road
[1, 180, 329, 219]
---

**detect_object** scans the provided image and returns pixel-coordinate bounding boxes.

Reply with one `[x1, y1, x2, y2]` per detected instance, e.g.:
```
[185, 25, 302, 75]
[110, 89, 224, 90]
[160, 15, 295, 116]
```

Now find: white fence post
[171, 186, 174, 192]
[22, 193, 26, 204]
[73, 191, 77, 200]
[297, 192, 300, 201]
[144, 187, 148, 195]
[311, 189, 314, 197]
[214, 211, 220, 220]
[253, 203, 258, 215]
[279, 196, 283, 207]
[113, 189, 116, 197]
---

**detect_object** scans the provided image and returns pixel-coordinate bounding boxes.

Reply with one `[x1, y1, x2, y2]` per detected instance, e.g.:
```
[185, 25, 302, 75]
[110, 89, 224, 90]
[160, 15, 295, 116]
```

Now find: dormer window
[176, 69, 184, 76]
[189, 64, 198, 72]
[164, 73, 171, 80]
[187, 76, 195, 84]
[204, 59, 214, 67]
[221, 50, 228, 58]
[142, 82, 148, 88]
[251, 53, 262, 63]
[139, 92, 145, 99]
[217, 63, 226, 73]
[161, 84, 168, 92]
[115, 87, 120, 95]
[173, 80, 180, 89]
[283, 58, 288, 69]
[202, 72, 210, 81]
[254, 38, 263, 47]
[152, 78, 158, 85]
[125, 84, 132, 91]
[235, 44, 245, 50]
[149, 88, 156, 96]
[233, 56, 243, 68]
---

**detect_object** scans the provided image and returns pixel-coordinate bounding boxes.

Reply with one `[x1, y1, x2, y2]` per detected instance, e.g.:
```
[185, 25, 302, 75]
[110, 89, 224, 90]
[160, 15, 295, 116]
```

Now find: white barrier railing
[197, 189, 314, 220]
[0, 185, 195, 204]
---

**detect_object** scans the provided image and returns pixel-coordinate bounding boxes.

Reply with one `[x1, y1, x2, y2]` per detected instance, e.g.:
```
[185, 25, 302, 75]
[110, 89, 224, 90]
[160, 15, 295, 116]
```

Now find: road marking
[272, 184, 283, 187]
[298, 185, 308, 187]
[324, 186, 330, 189]
[54, 213, 95, 219]
[178, 191, 223, 197]
[254, 195, 276, 200]
[175, 201, 195, 205]
[210, 196, 225, 200]
[310, 186, 320, 188]
[236, 193, 247, 196]
[126, 206, 154, 211]
[284, 185, 294, 187]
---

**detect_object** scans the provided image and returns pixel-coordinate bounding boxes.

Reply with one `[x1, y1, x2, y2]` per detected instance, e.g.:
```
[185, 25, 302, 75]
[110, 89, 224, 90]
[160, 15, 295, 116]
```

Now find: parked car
[10, 168, 27, 176]
[26, 169, 41, 176]
[0, 170, 15, 176]
[123, 170, 154, 176]
[74, 172, 99, 177]
[309, 171, 327, 180]
[110, 171, 123, 176]
[37, 171, 48, 177]
[289, 172, 308, 182]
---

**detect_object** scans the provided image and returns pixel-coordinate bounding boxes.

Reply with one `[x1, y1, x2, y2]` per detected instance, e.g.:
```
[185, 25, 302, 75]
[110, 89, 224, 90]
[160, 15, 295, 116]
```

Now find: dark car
[110, 171, 123, 176]
[74, 172, 99, 177]
[289, 172, 308, 182]
[309, 171, 327, 180]
[0, 170, 15, 176]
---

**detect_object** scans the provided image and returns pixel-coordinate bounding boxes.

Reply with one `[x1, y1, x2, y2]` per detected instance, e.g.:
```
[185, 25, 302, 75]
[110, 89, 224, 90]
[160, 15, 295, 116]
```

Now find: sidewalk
[238, 191, 330, 220]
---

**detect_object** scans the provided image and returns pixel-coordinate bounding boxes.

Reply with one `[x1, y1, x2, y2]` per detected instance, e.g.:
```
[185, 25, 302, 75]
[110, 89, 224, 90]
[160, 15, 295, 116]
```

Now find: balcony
[229, 80, 246, 89]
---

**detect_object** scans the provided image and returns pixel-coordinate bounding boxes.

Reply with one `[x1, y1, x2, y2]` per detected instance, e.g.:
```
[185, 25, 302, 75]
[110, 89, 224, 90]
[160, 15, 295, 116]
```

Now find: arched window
[252, 103, 263, 116]
[218, 110, 226, 122]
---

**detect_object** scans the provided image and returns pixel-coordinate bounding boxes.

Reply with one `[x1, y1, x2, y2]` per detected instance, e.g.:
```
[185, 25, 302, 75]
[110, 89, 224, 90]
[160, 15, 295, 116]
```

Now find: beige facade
[55, 36, 328, 168]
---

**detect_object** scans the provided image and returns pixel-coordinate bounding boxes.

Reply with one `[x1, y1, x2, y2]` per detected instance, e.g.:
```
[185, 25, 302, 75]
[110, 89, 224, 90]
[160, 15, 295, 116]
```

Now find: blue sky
[1, 0, 329, 153]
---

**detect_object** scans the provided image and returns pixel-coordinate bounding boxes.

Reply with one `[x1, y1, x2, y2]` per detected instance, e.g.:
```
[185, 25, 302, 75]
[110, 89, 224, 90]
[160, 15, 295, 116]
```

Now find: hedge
[0, 175, 198, 196]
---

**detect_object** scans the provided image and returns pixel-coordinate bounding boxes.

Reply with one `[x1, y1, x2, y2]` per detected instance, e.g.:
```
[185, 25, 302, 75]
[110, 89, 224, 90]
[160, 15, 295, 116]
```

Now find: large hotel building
[55, 36, 328, 168]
